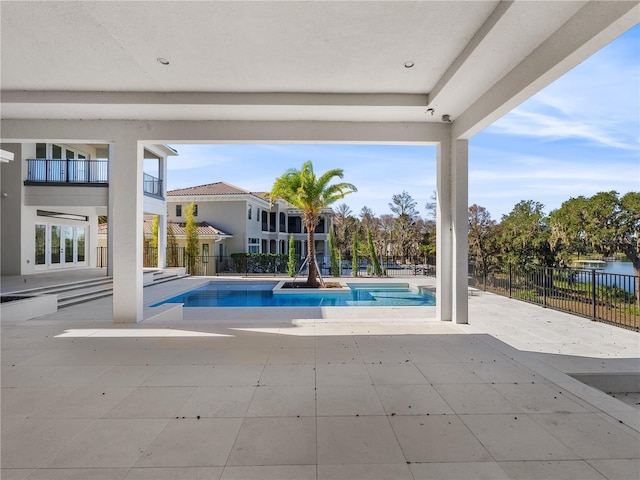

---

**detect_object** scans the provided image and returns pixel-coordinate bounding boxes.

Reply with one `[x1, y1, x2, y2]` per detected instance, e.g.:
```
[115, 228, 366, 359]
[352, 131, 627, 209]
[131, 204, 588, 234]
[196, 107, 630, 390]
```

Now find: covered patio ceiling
[2, 1, 638, 137]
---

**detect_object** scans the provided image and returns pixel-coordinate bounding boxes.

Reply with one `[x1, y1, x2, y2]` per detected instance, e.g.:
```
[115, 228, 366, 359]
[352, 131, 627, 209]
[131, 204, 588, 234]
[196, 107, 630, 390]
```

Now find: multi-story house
[0, 141, 176, 275]
[166, 182, 334, 267]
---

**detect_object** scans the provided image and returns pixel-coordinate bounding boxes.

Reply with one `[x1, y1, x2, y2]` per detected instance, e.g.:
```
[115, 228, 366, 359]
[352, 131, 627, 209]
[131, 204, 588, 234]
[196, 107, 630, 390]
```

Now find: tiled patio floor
[1, 276, 639, 479]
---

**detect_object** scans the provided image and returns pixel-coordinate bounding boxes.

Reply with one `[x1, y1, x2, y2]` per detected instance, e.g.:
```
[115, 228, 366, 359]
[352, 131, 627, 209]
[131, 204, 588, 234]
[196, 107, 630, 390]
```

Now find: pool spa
[152, 281, 435, 308]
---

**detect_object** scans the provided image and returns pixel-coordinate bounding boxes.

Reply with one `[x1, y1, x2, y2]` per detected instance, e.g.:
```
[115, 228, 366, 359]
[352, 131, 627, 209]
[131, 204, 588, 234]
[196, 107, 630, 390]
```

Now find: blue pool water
[152, 281, 435, 307]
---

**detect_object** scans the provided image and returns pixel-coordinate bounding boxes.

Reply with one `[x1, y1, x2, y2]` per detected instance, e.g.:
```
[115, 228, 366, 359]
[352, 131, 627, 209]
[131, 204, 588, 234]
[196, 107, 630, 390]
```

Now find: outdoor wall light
[404, 61, 415, 68]
[157, 57, 170, 65]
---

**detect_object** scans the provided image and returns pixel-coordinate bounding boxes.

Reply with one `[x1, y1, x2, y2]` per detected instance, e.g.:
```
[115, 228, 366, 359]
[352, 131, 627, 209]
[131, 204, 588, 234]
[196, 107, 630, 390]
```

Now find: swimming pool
[152, 281, 435, 307]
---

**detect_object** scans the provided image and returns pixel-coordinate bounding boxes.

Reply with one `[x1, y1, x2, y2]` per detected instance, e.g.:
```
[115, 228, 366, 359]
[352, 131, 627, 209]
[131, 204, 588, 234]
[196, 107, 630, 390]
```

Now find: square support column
[452, 139, 469, 324]
[109, 139, 144, 323]
[436, 139, 453, 322]
[436, 136, 469, 324]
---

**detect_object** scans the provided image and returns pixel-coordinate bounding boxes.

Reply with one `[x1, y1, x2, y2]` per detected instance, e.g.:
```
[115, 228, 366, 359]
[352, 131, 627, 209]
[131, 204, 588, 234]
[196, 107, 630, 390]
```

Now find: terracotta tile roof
[98, 220, 231, 238]
[164, 221, 231, 238]
[168, 181, 253, 197]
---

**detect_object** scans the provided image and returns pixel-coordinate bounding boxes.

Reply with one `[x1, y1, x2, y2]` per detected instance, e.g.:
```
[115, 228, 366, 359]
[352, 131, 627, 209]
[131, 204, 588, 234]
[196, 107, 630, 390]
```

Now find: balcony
[143, 172, 163, 198]
[25, 158, 108, 185]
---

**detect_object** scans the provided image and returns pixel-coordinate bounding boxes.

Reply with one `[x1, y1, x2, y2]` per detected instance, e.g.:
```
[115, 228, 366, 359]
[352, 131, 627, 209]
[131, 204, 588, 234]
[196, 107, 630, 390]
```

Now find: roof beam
[427, 1, 514, 110]
[453, 0, 640, 139]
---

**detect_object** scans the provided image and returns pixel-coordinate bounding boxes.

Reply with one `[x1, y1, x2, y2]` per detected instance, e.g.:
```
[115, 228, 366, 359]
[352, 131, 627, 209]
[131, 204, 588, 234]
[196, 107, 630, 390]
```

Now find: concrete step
[6, 277, 113, 296]
[7, 271, 190, 309]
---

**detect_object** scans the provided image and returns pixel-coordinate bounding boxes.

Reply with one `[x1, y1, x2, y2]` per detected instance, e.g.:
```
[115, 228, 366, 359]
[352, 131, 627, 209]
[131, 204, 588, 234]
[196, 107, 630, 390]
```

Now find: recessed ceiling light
[404, 61, 415, 68]
[157, 57, 170, 65]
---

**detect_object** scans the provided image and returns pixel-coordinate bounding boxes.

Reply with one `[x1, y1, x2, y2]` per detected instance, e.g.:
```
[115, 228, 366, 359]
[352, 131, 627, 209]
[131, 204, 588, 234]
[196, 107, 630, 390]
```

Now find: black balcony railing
[470, 263, 639, 331]
[143, 173, 163, 198]
[26, 159, 108, 184]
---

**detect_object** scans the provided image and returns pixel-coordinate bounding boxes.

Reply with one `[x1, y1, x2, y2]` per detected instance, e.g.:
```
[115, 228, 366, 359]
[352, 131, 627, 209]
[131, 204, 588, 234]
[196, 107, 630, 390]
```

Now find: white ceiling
[1, 1, 638, 131]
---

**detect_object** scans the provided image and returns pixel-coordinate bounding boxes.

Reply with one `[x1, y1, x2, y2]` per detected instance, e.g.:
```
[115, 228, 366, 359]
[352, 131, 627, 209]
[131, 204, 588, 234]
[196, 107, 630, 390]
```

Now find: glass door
[50, 226, 61, 265]
[35, 224, 46, 266]
[64, 227, 75, 265]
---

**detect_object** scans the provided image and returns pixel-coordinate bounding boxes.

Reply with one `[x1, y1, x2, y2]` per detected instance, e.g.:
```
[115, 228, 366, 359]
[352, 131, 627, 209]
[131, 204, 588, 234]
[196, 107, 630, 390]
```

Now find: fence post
[542, 267, 547, 307]
[508, 264, 512, 298]
[591, 268, 597, 320]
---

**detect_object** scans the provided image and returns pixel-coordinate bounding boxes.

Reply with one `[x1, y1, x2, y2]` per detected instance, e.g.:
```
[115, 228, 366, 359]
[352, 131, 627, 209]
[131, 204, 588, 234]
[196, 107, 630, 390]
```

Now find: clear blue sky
[168, 24, 639, 222]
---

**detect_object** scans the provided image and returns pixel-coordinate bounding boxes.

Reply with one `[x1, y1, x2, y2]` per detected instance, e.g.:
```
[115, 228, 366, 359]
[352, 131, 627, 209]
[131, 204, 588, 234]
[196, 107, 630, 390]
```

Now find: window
[288, 216, 302, 233]
[248, 237, 259, 254]
[176, 205, 182, 217]
[257, 208, 260, 222]
[248, 205, 252, 220]
[36, 143, 47, 159]
[202, 244, 209, 263]
[77, 227, 86, 262]
[64, 227, 74, 263]
[35, 224, 46, 265]
[193, 204, 198, 216]
[50, 226, 61, 264]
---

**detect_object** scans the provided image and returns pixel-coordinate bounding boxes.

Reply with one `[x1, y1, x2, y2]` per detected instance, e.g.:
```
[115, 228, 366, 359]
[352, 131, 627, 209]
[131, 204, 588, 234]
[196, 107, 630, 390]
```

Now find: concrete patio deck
[1, 274, 639, 479]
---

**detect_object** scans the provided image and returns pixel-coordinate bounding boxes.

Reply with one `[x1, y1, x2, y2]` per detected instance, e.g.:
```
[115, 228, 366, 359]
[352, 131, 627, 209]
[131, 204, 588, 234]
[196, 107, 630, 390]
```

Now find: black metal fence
[470, 263, 639, 330]
[97, 247, 436, 278]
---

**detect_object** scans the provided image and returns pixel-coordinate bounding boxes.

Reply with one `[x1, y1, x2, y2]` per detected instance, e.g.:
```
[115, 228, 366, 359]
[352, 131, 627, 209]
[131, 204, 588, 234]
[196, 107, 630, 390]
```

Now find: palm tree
[270, 161, 357, 287]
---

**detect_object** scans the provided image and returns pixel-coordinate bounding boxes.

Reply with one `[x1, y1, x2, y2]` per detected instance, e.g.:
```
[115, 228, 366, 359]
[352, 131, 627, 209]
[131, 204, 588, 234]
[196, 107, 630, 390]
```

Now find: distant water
[597, 262, 637, 294]
[603, 262, 635, 276]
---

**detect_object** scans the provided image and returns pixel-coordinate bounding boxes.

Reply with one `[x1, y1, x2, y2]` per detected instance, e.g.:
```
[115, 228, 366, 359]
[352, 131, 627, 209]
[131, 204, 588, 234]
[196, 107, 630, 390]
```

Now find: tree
[367, 229, 382, 276]
[184, 202, 199, 274]
[389, 190, 419, 220]
[333, 203, 357, 260]
[150, 215, 159, 249]
[499, 200, 553, 266]
[468, 204, 498, 275]
[352, 226, 359, 277]
[359, 206, 376, 232]
[388, 191, 421, 262]
[288, 234, 296, 277]
[550, 191, 640, 280]
[328, 228, 340, 276]
[166, 224, 179, 266]
[424, 191, 437, 221]
[270, 161, 357, 287]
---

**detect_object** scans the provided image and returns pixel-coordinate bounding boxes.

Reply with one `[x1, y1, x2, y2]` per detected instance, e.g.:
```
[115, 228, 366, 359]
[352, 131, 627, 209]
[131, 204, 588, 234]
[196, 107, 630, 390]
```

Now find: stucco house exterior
[0, 142, 176, 275]
[166, 182, 334, 266]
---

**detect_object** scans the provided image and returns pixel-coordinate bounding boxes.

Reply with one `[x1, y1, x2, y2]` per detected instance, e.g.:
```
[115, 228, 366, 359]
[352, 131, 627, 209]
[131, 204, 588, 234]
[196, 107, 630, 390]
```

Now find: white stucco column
[157, 154, 167, 268]
[452, 139, 469, 324]
[436, 138, 453, 322]
[106, 145, 115, 277]
[111, 138, 144, 323]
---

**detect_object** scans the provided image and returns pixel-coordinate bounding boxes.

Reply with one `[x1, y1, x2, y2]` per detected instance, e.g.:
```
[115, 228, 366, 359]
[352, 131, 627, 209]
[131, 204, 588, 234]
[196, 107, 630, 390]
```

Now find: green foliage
[468, 204, 499, 274]
[499, 200, 554, 266]
[150, 215, 159, 249]
[184, 203, 199, 273]
[352, 228, 359, 277]
[166, 224, 180, 267]
[270, 161, 356, 286]
[231, 253, 293, 274]
[288, 235, 296, 277]
[550, 191, 640, 278]
[367, 229, 382, 276]
[328, 229, 340, 277]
